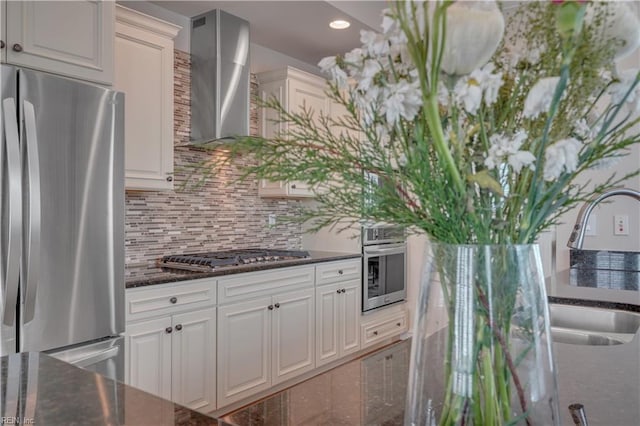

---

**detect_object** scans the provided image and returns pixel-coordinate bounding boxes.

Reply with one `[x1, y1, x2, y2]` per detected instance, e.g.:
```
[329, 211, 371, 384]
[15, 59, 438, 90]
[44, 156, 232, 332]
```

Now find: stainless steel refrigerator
[1, 65, 125, 381]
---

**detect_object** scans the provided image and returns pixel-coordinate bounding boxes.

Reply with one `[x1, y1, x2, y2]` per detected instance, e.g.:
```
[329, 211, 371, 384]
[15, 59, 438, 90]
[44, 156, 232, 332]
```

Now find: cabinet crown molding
[257, 66, 327, 89]
[116, 5, 181, 39]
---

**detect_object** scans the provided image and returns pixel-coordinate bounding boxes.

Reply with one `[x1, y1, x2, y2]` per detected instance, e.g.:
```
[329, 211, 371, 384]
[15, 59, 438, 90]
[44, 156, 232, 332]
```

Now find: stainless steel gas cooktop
[159, 249, 311, 272]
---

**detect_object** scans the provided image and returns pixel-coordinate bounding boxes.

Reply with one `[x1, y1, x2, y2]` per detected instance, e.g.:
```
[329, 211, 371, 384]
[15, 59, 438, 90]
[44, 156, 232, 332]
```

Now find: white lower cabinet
[125, 280, 216, 412]
[125, 259, 370, 411]
[315, 259, 361, 367]
[315, 280, 361, 367]
[126, 316, 172, 400]
[217, 287, 315, 407]
[361, 303, 409, 348]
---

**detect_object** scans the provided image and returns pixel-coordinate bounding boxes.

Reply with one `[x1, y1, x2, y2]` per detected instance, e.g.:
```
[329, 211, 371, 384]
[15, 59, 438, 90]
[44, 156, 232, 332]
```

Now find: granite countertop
[125, 250, 362, 288]
[0, 352, 227, 426]
[548, 268, 640, 312]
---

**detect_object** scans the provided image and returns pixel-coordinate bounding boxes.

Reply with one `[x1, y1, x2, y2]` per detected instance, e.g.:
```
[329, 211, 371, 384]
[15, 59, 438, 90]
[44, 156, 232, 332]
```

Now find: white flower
[344, 48, 364, 68]
[608, 69, 640, 113]
[485, 130, 535, 173]
[437, 81, 450, 107]
[574, 118, 602, 142]
[439, 1, 505, 75]
[543, 138, 583, 181]
[523, 77, 561, 119]
[454, 77, 483, 114]
[361, 30, 389, 56]
[382, 79, 422, 125]
[454, 63, 503, 113]
[357, 59, 382, 93]
[318, 55, 348, 88]
[318, 56, 336, 73]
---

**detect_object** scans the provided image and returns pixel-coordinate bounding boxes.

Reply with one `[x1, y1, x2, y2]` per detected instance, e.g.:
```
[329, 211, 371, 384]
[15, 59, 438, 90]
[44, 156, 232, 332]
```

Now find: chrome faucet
[567, 188, 640, 249]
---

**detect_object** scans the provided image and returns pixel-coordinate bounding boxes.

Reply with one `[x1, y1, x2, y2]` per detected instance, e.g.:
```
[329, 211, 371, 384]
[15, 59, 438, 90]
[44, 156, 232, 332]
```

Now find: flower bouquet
[223, 0, 640, 424]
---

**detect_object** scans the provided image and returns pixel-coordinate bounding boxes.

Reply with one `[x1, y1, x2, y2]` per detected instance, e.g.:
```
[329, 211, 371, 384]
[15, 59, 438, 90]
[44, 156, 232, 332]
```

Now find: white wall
[555, 48, 640, 272]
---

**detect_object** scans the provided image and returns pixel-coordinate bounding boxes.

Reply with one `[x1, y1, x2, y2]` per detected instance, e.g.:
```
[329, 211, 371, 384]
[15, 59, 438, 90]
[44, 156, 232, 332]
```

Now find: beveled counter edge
[548, 296, 640, 313]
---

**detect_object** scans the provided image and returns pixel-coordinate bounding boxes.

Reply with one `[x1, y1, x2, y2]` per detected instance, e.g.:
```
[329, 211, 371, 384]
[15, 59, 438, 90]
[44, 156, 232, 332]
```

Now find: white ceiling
[150, 1, 387, 67]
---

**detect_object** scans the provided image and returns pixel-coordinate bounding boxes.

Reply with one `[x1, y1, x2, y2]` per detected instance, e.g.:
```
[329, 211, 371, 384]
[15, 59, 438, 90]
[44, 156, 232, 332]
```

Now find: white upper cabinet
[114, 5, 180, 191]
[3, 0, 114, 85]
[257, 67, 330, 198]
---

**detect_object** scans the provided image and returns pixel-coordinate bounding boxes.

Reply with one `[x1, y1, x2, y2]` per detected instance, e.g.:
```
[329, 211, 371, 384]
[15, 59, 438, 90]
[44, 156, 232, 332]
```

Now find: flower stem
[476, 287, 532, 426]
[425, 94, 466, 194]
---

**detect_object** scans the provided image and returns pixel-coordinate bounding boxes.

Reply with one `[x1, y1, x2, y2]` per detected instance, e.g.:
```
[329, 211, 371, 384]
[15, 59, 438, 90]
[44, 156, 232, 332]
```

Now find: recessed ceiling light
[329, 19, 351, 30]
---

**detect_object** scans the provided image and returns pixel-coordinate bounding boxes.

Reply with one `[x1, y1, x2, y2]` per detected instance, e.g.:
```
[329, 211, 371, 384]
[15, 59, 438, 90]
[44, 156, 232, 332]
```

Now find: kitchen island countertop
[125, 250, 361, 288]
[0, 352, 226, 425]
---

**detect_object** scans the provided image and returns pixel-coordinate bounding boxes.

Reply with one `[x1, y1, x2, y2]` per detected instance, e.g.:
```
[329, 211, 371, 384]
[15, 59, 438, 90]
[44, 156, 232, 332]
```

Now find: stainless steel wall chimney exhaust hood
[190, 10, 250, 144]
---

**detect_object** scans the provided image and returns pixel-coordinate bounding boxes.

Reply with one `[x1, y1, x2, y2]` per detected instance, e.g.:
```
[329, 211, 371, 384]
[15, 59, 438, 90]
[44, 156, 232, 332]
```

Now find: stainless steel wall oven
[362, 226, 407, 311]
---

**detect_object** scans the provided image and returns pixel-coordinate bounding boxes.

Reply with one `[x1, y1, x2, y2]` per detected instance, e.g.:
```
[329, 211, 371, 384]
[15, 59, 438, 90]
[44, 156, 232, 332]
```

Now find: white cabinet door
[125, 316, 172, 400]
[288, 77, 329, 117]
[5, 0, 114, 84]
[315, 283, 340, 367]
[257, 68, 329, 198]
[115, 6, 180, 190]
[217, 297, 272, 407]
[316, 279, 361, 367]
[171, 308, 216, 412]
[341, 280, 361, 356]
[272, 288, 315, 385]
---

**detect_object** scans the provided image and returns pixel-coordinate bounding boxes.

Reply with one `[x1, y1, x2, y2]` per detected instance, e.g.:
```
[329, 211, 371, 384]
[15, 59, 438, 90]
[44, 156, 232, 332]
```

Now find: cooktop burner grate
[159, 249, 311, 271]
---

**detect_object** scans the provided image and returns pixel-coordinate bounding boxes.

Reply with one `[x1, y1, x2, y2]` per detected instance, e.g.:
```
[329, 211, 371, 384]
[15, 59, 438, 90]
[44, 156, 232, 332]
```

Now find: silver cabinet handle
[165, 327, 173, 334]
[2, 98, 22, 326]
[169, 297, 178, 304]
[268, 305, 274, 310]
[12, 44, 22, 52]
[22, 101, 41, 323]
[365, 246, 405, 256]
[175, 324, 182, 331]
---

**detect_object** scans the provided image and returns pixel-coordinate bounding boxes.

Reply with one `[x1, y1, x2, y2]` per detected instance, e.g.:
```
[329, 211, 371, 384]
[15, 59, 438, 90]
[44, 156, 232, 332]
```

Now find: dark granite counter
[125, 251, 361, 288]
[0, 352, 226, 425]
[548, 268, 640, 312]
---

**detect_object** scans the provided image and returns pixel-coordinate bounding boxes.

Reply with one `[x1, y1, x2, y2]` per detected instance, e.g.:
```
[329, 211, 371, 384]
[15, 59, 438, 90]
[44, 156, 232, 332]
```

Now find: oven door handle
[364, 245, 406, 256]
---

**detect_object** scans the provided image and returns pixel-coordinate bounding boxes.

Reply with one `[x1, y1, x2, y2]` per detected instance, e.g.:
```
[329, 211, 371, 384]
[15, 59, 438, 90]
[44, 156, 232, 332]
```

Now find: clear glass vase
[405, 243, 559, 426]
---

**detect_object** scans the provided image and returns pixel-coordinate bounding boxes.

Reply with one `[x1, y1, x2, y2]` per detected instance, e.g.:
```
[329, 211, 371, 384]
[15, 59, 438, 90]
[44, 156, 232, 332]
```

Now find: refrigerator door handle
[70, 346, 120, 369]
[2, 98, 22, 326]
[21, 101, 41, 324]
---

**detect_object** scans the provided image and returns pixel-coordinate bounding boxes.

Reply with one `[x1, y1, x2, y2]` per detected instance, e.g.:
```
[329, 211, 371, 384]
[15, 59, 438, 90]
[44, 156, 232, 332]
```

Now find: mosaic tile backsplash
[125, 50, 303, 267]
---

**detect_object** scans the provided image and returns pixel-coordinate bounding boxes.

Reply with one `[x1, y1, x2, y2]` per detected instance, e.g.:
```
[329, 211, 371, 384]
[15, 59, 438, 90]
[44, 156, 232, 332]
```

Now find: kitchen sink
[549, 304, 640, 346]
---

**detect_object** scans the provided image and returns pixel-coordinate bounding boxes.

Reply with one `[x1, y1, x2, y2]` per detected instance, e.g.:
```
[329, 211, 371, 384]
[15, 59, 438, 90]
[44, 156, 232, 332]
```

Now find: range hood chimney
[190, 10, 250, 144]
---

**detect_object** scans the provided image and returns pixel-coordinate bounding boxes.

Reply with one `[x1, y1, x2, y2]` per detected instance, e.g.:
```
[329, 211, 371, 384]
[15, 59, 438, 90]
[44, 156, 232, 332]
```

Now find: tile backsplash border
[125, 50, 304, 267]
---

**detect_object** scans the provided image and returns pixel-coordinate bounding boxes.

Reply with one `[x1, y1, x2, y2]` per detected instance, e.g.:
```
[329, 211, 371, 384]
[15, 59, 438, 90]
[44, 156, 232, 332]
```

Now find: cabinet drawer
[315, 259, 361, 286]
[126, 279, 216, 322]
[361, 309, 408, 347]
[218, 266, 314, 304]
